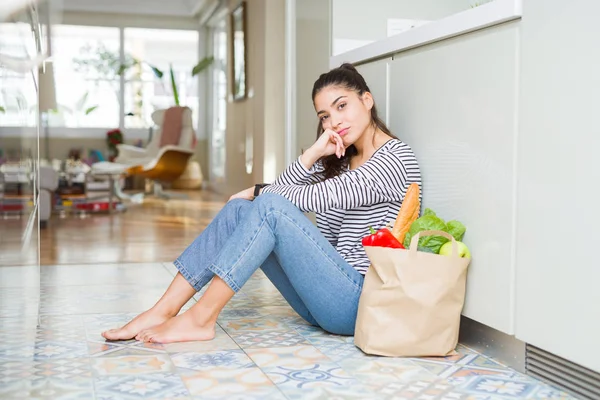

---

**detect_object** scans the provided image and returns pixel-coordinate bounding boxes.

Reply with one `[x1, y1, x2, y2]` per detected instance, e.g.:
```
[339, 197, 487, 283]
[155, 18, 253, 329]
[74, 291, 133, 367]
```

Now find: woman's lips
[337, 128, 349, 136]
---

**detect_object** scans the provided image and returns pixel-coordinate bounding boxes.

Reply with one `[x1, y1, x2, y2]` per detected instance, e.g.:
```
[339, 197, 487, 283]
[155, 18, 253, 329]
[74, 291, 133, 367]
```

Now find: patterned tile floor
[0, 263, 577, 399]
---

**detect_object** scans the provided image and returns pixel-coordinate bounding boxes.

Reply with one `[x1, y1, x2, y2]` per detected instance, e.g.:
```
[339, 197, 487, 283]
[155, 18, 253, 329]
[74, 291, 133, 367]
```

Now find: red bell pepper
[361, 227, 405, 248]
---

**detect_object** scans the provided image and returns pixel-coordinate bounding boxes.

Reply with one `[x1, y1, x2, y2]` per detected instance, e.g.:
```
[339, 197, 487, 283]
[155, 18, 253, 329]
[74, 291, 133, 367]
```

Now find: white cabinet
[514, 0, 600, 373]
[387, 23, 520, 334]
[328, 0, 600, 374]
[356, 58, 391, 125]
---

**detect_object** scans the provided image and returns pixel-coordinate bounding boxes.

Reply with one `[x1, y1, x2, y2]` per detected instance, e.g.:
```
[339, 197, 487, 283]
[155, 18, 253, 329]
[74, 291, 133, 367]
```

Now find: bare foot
[136, 311, 215, 343]
[102, 309, 173, 341]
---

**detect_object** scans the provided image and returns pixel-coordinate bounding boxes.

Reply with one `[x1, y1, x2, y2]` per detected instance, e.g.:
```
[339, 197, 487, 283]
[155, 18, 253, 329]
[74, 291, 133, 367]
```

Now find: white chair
[115, 106, 196, 166]
[92, 106, 196, 200]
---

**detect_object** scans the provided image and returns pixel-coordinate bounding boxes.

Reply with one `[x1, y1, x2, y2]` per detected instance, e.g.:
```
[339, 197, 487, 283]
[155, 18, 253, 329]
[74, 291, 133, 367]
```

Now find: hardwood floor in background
[4, 190, 228, 266]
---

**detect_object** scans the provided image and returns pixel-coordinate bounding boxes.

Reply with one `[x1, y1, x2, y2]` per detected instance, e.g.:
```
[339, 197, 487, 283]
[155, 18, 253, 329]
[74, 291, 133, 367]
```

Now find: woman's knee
[224, 198, 251, 210]
[221, 198, 253, 214]
[253, 193, 297, 213]
[314, 306, 358, 336]
[219, 199, 252, 226]
[320, 320, 356, 336]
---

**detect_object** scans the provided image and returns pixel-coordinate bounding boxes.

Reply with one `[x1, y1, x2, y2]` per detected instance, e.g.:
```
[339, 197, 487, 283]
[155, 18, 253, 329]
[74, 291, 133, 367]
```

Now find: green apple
[439, 240, 471, 258]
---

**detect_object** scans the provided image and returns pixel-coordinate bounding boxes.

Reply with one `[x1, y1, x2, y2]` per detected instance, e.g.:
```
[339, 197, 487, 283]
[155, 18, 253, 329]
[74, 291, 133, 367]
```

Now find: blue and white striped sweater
[262, 138, 421, 275]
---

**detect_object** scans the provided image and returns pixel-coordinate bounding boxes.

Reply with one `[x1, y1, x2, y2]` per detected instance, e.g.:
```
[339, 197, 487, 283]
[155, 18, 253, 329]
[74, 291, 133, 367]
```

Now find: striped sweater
[262, 138, 422, 275]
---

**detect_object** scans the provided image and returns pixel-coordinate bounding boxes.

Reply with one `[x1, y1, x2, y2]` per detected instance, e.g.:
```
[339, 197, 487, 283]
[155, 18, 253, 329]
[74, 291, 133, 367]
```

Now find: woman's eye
[338, 103, 346, 110]
[320, 115, 329, 122]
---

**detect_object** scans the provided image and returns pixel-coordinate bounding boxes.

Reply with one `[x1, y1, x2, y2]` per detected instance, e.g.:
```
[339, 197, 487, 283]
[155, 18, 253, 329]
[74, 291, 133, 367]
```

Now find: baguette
[391, 183, 421, 242]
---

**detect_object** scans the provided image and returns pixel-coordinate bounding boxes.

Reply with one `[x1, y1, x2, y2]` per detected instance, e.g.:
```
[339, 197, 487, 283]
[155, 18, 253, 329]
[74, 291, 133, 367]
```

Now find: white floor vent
[526, 344, 600, 400]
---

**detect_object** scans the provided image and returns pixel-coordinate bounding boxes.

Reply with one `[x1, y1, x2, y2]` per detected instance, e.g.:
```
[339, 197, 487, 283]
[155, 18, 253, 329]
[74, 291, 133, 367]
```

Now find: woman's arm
[262, 149, 420, 213]
[272, 129, 344, 186]
[228, 155, 325, 202]
[271, 156, 325, 186]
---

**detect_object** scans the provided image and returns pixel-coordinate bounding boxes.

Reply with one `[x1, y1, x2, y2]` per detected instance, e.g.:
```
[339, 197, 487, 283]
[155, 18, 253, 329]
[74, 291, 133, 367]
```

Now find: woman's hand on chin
[315, 128, 345, 159]
[301, 129, 345, 169]
[229, 186, 255, 202]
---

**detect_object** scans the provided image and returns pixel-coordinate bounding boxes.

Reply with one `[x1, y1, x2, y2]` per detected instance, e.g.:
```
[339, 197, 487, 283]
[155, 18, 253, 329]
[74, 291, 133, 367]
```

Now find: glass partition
[1, 2, 40, 267]
[0, 0, 62, 317]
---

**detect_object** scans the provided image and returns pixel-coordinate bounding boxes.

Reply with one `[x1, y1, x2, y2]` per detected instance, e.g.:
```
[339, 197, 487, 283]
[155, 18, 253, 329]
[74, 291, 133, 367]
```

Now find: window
[51, 25, 120, 128]
[123, 28, 199, 129]
[1, 24, 201, 131]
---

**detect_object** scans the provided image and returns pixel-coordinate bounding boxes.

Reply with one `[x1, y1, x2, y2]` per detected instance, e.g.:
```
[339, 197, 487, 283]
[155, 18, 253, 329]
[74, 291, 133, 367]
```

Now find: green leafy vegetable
[447, 220, 466, 242]
[403, 208, 467, 253]
[422, 208, 436, 217]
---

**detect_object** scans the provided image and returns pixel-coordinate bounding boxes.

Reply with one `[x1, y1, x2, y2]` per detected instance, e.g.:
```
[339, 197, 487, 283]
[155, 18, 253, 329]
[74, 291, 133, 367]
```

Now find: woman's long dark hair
[312, 63, 396, 179]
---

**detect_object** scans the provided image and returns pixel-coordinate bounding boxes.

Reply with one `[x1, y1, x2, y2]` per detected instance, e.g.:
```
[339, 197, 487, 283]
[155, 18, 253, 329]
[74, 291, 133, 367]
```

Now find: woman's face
[314, 85, 374, 146]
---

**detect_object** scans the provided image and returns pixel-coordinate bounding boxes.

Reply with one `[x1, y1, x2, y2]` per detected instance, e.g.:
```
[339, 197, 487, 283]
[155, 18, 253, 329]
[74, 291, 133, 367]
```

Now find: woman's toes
[140, 330, 152, 342]
[102, 328, 127, 341]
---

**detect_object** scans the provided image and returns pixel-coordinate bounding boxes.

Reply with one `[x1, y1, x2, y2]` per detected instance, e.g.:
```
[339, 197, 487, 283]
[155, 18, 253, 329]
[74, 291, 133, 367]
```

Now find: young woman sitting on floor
[102, 63, 421, 343]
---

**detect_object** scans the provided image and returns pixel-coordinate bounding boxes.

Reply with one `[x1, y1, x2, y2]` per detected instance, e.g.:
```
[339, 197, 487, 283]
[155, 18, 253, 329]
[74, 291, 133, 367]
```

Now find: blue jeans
[174, 193, 365, 335]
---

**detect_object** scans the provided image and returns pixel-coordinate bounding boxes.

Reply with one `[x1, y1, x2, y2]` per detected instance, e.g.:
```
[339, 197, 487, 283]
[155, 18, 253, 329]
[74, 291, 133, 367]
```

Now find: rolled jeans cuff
[174, 258, 211, 292]
[207, 262, 242, 293]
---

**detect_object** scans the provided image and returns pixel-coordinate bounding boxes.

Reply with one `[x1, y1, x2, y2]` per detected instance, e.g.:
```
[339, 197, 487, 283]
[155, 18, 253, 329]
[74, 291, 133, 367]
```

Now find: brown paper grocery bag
[354, 230, 470, 357]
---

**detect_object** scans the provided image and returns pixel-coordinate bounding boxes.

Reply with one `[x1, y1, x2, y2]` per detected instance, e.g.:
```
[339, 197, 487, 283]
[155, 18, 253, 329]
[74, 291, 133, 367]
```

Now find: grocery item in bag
[355, 230, 470, 357]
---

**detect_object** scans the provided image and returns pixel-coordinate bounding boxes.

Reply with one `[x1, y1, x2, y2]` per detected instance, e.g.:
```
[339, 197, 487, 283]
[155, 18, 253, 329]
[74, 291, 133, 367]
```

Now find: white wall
[262, 0, 286, 183]
[62, 0, 195, 18]
[61, 10, 200, 29]
[295, 0, 330, 158]
[216, 0, 286, 195]
[221, 0, 256, 194]
[515, 0, 600, 373]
